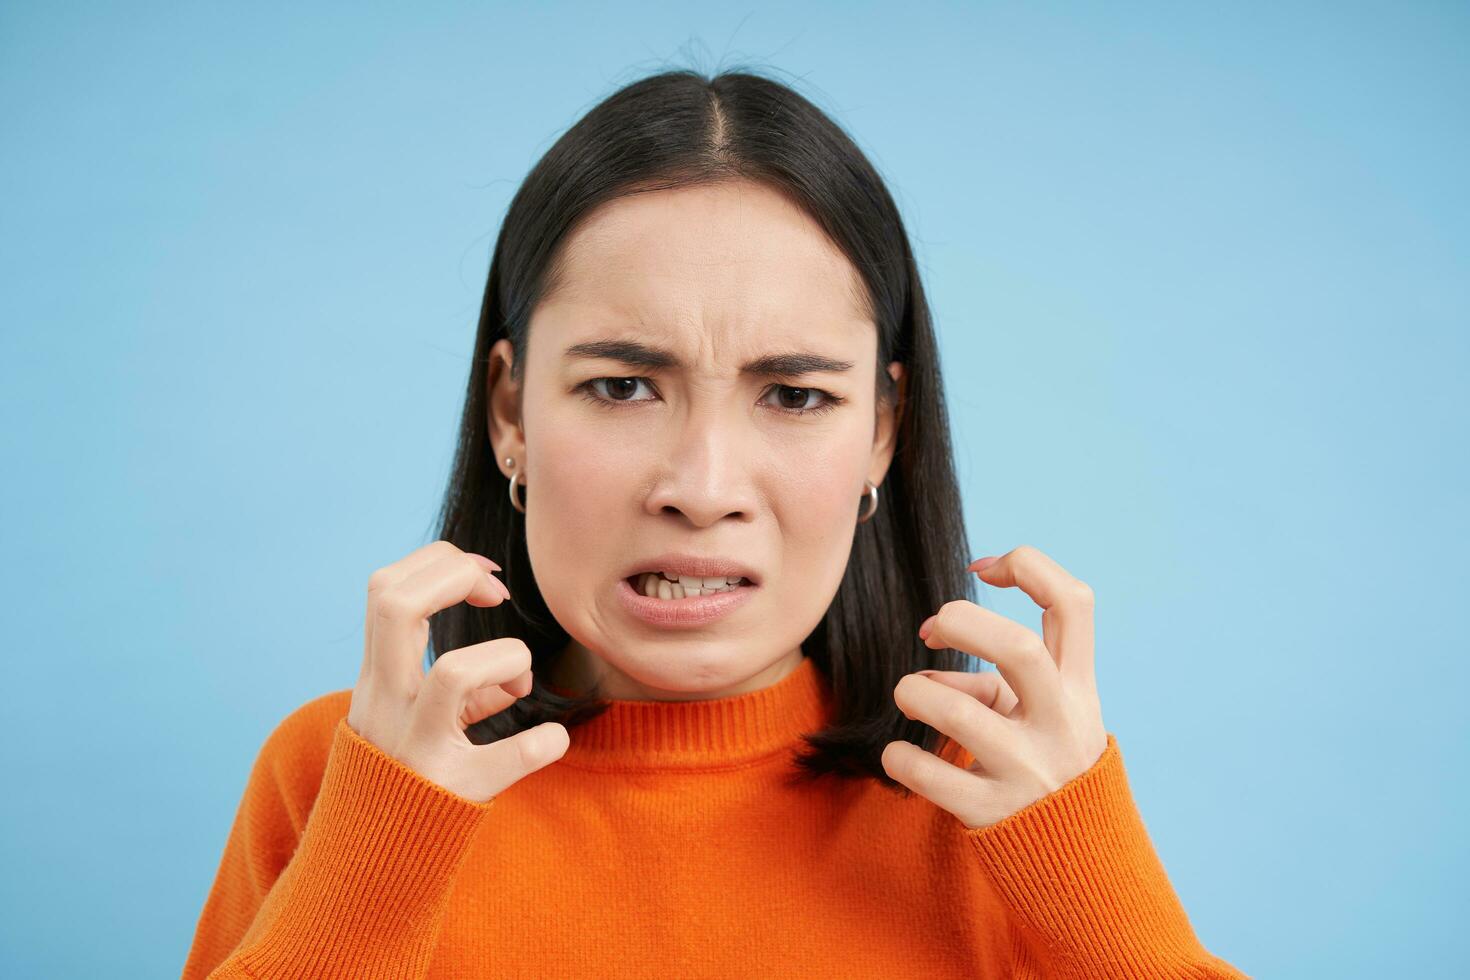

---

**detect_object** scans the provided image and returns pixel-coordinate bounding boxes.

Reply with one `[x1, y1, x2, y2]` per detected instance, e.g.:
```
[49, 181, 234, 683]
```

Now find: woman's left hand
[882, 545, 1109, 830]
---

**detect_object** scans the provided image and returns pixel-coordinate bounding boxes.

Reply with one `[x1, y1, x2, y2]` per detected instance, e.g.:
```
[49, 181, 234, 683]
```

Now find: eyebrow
[563, 338, 855, 377]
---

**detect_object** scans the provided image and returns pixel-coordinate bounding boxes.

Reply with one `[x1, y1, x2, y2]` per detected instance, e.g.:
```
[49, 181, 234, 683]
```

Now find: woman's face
[487, 179, 903, 700]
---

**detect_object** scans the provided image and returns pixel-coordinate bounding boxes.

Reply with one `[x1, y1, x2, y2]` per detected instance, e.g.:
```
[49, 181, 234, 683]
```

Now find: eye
[759, 384, 843, 417]
[579, 377, 657, 405]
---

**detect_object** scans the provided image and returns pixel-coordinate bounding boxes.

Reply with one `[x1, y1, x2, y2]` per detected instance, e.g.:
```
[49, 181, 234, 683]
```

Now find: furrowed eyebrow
[563, 339, 854, 377]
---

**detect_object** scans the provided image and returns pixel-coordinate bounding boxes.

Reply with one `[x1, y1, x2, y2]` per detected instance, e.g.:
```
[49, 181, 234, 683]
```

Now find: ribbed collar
[551, 656, 834, 771]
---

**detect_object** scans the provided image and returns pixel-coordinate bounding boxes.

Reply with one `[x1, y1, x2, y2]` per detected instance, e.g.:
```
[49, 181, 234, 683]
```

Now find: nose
[643, 410, 758, 527]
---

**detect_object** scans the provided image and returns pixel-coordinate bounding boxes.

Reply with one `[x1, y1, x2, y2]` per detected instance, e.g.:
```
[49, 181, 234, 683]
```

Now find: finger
[922, 600, 1066, 724]
[894, 673, 1024, 777]
[462, 721, 571, 802]
[914, 668, 1016, 769]
[413, 638, 533, 735]
[458, 666, 534, 728]
[881, 738, 1001, 825]
[364, 541, 503, 661]
[369, 553, 510, 696]
[372, 540, 501, 593]
[919, 668, 1020, 717]
[970, 545, 1096, 690]
[501, 667, 533, 699]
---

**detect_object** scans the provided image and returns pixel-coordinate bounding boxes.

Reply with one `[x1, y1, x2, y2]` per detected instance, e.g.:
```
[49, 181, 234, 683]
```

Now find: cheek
[532, 417, 631, 524]
[765, 430, 872, 576]
[772, 454, 856, 514]
[520, 407, 635, 609]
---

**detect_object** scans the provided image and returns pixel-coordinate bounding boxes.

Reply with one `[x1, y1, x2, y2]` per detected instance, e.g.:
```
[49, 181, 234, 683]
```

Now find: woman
[183, 69, 1248, 979]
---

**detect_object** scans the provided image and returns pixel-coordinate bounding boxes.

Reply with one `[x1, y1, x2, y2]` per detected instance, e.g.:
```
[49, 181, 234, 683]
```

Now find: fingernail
[968, 556, 1000, 573]
[489, 574, 511, 599]
[469, 553, 502, 572]
[916, 669, 938, 678]
[918, 614, 937, 639]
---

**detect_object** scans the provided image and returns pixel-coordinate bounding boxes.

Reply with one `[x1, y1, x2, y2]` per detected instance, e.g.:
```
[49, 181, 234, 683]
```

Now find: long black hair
[427, 66, 978, 790]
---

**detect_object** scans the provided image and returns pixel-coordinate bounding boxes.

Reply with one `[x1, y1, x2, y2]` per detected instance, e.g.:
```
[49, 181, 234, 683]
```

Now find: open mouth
[624, 570, 754, 600]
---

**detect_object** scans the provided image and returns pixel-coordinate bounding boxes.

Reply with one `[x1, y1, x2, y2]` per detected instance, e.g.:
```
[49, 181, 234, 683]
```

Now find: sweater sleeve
[963, 733, 1251, 980]
[181, 711, 495, 979]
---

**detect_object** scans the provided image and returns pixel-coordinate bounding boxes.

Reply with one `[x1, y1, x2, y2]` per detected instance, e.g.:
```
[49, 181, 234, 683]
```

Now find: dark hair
[427, 66, 979, 791]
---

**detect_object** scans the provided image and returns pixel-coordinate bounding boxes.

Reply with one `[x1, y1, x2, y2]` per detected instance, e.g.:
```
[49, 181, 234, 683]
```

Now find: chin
[599, 649, 762, 698]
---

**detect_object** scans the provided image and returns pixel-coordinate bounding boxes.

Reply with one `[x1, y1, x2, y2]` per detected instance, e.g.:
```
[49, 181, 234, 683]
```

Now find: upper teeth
[654, 571, 745, 585]
[636, 571, 748, 598]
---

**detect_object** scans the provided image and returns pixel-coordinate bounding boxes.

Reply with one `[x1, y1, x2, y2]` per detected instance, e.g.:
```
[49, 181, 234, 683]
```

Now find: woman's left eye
[576, 378, 843, 416]
[761, 384, 841, 415]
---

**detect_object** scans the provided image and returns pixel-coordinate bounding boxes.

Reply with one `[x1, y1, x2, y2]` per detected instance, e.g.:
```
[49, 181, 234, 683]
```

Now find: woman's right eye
[577, 377, 657, 408]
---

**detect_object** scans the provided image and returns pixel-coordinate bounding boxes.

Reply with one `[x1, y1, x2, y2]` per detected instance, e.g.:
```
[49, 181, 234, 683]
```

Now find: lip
[619, 552, 762, 587]
[616, 576, 759, 628]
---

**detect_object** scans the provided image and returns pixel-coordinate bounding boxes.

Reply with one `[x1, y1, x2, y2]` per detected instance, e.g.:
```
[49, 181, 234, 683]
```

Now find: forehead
[531, 180, 875, 362]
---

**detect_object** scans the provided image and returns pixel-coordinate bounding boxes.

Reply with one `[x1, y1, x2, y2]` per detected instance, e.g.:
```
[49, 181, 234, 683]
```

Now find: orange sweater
[182, 657, 1249, 979]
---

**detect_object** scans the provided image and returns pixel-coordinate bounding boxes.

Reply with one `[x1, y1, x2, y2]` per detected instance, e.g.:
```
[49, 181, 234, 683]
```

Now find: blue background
[2, 2, 1465, 976]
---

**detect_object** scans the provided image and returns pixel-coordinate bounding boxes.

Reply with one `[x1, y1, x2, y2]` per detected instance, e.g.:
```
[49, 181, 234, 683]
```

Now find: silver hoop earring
[857, 480, 878, 524]
[508, 471, 526, 514]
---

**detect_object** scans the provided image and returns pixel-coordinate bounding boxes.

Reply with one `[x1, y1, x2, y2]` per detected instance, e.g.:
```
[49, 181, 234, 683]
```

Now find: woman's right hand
[345, 539, 570, 804]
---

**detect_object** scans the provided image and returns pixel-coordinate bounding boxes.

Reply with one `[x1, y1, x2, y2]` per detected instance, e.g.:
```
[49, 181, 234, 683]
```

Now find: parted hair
[427, 65, 979, 789]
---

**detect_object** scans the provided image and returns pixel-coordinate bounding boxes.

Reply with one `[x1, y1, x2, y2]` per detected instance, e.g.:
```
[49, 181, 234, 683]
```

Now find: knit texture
[181, 658, 1250, 979]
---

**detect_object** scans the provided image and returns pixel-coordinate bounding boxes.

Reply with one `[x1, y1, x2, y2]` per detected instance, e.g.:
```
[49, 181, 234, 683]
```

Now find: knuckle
[489, 636, 533, 671]
[366, 567, 394, 594]
[1013, 544, 1040, 561]
[428, 655, 474, 691]
[421, 539, 461, 564]
[1069, 580, 1095, 607]
[1020, 633, 1051, 664]
[974, 673, 1004, 710]
[373, 588, 418, 623]
[1002, 626, 1046, 666]
[939, 701, 973, 735]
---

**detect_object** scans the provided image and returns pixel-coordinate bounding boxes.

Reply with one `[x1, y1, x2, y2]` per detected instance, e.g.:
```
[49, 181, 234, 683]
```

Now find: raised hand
[345, 539, 570, 804]
[882, 545, 1108, 830]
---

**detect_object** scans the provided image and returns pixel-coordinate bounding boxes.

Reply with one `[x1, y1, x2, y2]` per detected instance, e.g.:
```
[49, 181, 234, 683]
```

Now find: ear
[869, 361, 906, 484]
[486, 338, 525, 474]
